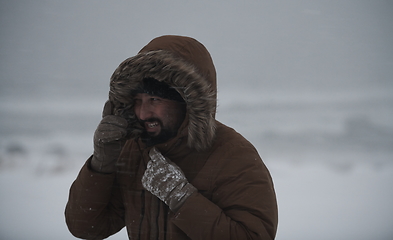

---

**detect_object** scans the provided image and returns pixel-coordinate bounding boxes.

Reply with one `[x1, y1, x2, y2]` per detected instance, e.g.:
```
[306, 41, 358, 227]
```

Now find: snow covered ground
[1, 156, 393, 240]
[1, 137, 392, 240]
[0, 93, 392, 240]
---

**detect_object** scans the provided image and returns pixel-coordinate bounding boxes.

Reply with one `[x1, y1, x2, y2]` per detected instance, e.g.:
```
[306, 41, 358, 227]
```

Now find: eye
[150, 97, 161, 102]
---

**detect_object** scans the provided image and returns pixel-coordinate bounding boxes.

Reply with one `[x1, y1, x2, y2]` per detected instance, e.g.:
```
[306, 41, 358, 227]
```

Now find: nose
[135, 101, 153, 121]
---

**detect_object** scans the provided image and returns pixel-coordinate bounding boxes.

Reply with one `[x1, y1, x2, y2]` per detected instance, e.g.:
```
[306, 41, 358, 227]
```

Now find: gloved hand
[91, 100, 128, 173]
[142, 147, 197, 212]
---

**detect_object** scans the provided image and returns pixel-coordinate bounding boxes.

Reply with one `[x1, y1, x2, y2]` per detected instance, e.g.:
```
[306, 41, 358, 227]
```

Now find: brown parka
[65, 35, 278, 240]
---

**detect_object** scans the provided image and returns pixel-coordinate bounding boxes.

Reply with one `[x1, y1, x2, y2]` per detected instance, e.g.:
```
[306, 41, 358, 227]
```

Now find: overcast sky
[1, 0, 392, 103]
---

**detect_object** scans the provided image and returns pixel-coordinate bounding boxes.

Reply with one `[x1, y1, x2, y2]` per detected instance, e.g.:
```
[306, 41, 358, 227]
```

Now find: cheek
[133, 106, 140, 118]
[160, 110, 175, 125]
[170, 109, 185, 127]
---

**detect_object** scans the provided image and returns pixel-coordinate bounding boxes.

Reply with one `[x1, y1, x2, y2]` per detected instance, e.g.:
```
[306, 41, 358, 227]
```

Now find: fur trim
[109, 50, 216, 151]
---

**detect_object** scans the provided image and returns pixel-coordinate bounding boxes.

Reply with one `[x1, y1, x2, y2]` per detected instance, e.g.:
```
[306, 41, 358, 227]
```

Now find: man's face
[133, 93, 186, 145]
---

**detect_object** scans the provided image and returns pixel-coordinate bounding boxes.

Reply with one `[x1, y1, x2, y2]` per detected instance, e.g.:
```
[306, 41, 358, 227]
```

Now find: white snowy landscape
[1, 1, 392, 240]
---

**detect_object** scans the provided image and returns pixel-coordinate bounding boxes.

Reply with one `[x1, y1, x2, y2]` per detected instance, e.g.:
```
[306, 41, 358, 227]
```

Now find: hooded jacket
[65, 35, 278, 240]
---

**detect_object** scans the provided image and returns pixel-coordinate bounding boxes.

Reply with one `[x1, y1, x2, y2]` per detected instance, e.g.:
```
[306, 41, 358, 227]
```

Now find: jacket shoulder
[213, 121, 258, 154]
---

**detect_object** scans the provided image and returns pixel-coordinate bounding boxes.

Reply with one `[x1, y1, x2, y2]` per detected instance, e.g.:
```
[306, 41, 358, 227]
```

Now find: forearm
[65, 157, 124, 239]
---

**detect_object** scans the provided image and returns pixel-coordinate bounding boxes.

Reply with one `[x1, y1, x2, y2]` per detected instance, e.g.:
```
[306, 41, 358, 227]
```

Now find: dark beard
[139, 118, 178, 147]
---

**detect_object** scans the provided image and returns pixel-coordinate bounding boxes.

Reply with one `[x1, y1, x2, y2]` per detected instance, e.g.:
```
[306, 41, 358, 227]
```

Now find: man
[65, 35, 278, 240]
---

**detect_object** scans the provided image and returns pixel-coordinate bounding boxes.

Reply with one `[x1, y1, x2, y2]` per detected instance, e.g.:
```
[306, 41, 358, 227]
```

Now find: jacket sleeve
[171, 143, 278, 240]
[65, 156, 125, 239]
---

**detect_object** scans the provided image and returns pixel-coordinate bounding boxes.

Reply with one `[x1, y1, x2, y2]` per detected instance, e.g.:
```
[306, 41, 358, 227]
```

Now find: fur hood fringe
[109, 36, 217, 151]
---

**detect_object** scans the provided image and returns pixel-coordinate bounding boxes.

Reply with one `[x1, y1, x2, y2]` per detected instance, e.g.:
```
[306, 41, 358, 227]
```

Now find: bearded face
[133, 93, 186, 146]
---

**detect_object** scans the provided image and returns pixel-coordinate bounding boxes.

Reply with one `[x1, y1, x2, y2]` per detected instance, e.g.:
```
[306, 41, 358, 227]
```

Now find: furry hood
[109, 35, 217, 151]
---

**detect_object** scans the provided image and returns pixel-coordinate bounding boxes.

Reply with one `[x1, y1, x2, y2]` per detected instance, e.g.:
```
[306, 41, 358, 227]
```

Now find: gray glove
[91, 100, 128, 173]
[142, 147, 197, 212]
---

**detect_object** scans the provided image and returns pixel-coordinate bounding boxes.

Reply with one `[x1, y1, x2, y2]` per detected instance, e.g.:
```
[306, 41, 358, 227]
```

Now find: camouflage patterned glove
[142, 147, 197, 212]
[91, 100, 128, 173]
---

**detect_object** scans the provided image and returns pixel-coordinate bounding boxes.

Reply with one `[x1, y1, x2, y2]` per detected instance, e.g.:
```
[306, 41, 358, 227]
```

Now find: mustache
[139, 118, 163, 126]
